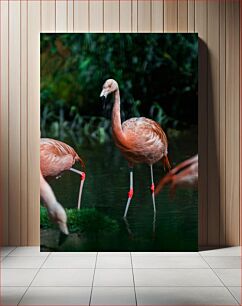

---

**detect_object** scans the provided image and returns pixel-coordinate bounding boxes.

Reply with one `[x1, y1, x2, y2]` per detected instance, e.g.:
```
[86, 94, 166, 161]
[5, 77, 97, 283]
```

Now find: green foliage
[40, 205, 52, 229]
[40, 206, 119, 235]
[67, 208, 119, 235]
[41, 33, 198, 142]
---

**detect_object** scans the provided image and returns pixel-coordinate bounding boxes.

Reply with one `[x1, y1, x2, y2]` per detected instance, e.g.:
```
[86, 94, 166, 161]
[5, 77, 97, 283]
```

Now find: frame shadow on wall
[198, 37, 221, 248]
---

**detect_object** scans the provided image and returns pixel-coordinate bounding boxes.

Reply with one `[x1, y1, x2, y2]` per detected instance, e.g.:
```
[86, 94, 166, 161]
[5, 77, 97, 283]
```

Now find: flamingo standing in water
[155, 154, 198, 196]
[100, 79, 170, 218]
[40, 138, 86, 233]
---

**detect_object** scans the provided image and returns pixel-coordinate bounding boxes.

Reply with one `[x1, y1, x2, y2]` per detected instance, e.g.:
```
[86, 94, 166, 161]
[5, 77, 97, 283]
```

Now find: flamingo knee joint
[81, 172, 86, 181]
[150, 183, 155, 193]
[128, 188, 134, 199]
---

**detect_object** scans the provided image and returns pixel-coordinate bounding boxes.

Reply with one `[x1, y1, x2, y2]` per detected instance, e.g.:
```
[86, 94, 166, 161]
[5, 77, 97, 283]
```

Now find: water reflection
[41, 132, 198, 252]
[123, 217, 133, 238]
[153, 212, 156, 238]
[123, 211, 156, 240]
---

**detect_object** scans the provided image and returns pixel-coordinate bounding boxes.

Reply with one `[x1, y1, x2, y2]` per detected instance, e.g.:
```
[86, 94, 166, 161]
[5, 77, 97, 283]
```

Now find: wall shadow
[198, 38, 221, 247]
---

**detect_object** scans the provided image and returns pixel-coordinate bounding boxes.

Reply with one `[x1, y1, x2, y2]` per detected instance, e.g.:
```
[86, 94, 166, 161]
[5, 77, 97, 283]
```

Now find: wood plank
[40, 0, 56, 244]
[20, 0, 28, 245]
[0, 0, 9, 245]
[132, 0, 138, 32]
[67, 0, 74, 32]
[178, 0, 188, 32]
[90, 0, 103, 32]
[240, 0, 242, 248]
[120, 0, 132, 32]
[28, 0, 40, 245]
[151, 0, 164, 32]
[188, 0, 195, 32]
[74, 0, 89, 32]
[56, 0, 67, 32]
[138, 0, 151, 32]
[104, 0, 119, 32]
[9, 0, 21, 245]
[195, 0, 208, 246]
[41, 0, 55, 32]
[225, 0, 240, 246]
[164, 0, 178, 32]
[0, 0, 240, 248]
[219, 0, 226, 246]
[207, 0, 220, 246]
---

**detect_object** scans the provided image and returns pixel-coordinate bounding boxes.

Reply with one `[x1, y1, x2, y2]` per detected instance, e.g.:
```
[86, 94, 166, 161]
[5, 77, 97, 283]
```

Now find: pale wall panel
[188, 0, 195, 32]
[0, 0, 9, 245]
[90, 0, 103, 32]
[104, 0, 119, 32]
[207, 0, 220, 246]
[132, 0, 138, 32]
[151, 0, 164, 32]
[219, 0, 226, 246]
[67, 0, 74, 32]
[225, 0, 240, 246]
[56, 0, 67, 32]
[74, 0, 88, 32]
[27, 1, 40, 245]
[9, 0, 21, 245]
[20, 0, 28, 245]
[120, 0, 132, 32]
[164, 0, 178, 32]
[41, 0, 55, 32]
[138, 0, 151, 32]
[195, 0, 208, 246]
[178, 0, 188, 32]
[240, 2, 242, 248]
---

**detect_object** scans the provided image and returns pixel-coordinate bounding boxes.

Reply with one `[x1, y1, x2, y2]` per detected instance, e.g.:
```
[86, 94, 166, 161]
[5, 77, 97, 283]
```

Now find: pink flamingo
[40, 138, 86, 233]
[155, 154, 198, 196]
[100, 79, 170, 218]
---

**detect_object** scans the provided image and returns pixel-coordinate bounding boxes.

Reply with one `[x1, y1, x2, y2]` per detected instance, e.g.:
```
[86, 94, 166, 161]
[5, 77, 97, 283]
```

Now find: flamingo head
[100, 79, 119, 99]
[48, 202, 69, 235]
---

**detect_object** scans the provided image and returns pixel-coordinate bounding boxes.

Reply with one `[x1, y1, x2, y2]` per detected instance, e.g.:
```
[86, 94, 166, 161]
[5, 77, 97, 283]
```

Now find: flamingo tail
[76, 155, 86, 171]
[162, 155, 171, 171]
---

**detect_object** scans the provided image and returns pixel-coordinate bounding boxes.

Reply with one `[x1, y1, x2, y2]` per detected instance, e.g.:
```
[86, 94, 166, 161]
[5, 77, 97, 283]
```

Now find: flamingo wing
[155, 155, 198, 195]
[169, 155, 198, 175]
[120, 117, 168, 165]
[40, 138, 76, 177]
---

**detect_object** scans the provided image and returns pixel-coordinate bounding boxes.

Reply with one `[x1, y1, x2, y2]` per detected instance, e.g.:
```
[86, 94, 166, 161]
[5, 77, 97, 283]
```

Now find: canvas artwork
[40, 33, 198, 252]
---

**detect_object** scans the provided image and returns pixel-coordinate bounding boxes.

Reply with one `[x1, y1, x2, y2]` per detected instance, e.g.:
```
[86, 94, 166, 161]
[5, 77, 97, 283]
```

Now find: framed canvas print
[40, 33, 198, 252]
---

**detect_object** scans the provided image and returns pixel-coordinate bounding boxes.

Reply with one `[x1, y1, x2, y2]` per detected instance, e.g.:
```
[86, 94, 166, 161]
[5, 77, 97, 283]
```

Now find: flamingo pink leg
[150, 165, 156, 214]
[70, 168, 86, 210]
[123, 168, 134, 218]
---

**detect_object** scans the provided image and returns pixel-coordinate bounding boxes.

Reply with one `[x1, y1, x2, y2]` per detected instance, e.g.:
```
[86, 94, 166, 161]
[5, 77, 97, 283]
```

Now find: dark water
[41, 129, 198, 252]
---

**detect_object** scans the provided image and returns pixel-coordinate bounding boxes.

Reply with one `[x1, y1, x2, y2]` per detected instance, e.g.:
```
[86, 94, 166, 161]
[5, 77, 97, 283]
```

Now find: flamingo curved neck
[112, 89, 125, 142]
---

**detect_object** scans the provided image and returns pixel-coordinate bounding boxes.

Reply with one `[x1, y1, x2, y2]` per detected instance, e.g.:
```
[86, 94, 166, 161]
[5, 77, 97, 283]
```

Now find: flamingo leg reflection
[123, 168, 134, 218]
[152, 212, 156, 237]
[123, 217, 134, 238]
[150, 165, 156, 214]
[70, 168, 86, 210]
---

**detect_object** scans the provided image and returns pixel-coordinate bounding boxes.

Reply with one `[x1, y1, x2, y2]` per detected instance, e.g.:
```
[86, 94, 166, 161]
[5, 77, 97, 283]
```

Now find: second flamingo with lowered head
[100, 79, 171, 218]
[155, 154, 198, 196]
[40, 138, 86, 234]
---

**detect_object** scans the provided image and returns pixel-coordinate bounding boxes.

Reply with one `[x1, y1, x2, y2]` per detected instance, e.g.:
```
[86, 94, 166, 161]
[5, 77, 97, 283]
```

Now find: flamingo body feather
[117, 117, 169, 165]
[40, 138, 84, 178]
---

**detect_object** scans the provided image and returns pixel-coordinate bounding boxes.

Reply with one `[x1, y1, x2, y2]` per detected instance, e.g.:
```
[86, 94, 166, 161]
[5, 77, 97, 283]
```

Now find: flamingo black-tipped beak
[100, 89, 108, 99]
[58, 222, 69, 235]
